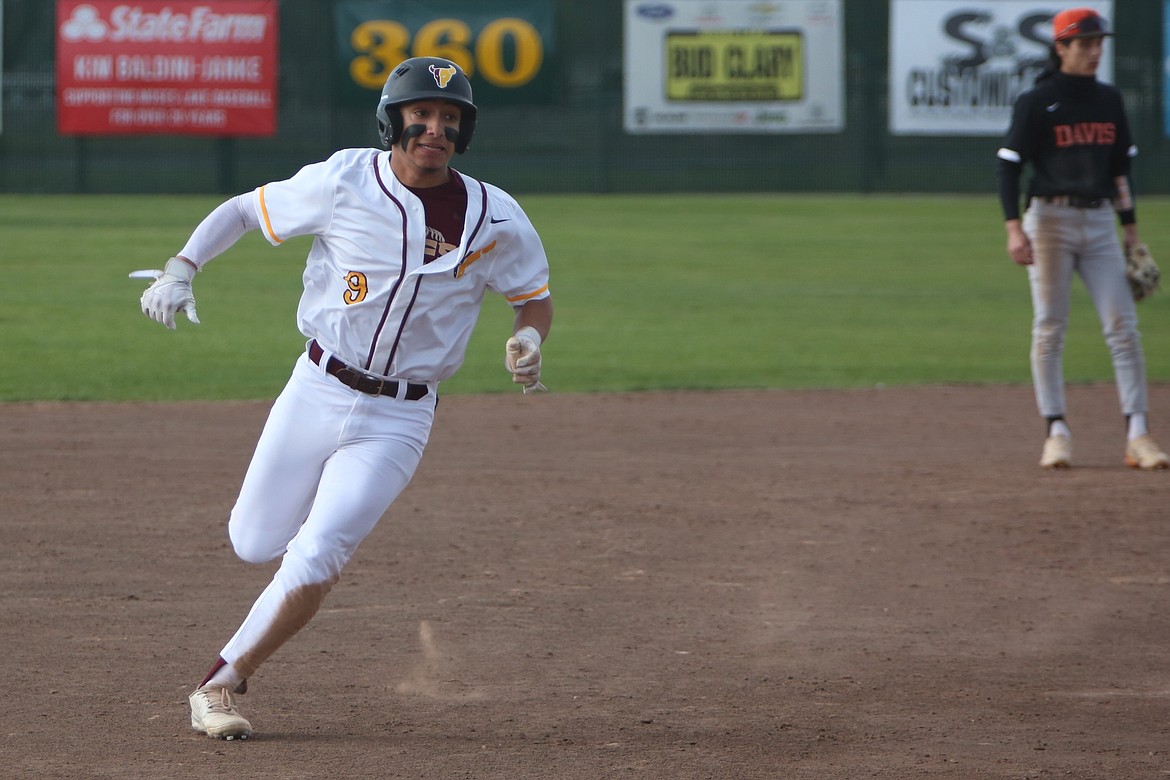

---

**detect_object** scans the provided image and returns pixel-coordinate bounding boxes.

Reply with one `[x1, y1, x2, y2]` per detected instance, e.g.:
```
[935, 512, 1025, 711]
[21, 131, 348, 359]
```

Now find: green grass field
[3, 193, 1169, 401]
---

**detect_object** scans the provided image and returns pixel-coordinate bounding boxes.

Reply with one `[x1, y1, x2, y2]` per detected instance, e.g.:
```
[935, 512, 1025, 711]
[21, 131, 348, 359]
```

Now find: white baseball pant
[217, 351, 437, 677]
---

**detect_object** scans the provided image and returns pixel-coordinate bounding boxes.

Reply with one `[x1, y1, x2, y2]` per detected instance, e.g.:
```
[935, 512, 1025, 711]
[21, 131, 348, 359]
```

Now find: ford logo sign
[636, 4, 674, 20]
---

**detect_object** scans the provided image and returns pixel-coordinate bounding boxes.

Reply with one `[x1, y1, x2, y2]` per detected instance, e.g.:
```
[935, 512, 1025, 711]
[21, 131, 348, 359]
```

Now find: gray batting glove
[139, 257, 200, 330]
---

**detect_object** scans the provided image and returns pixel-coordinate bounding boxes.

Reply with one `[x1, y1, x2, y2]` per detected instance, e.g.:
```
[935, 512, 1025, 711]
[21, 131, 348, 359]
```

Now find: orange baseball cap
[1053, 8, 1111, 41]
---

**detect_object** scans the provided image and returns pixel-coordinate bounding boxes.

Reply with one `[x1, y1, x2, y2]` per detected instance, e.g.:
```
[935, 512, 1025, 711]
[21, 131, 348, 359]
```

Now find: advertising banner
[1165, 0, 1170, 137]
[334, 0, 555, 107]
[56, 0, 278, 136]
[624, 0, 844, 134]
[889, 0, 1113, 136]
[1, 0, 4, 134]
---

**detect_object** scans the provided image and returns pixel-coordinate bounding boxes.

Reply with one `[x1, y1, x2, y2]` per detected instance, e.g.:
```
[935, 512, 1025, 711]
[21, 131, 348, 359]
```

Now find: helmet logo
[429, 64, 457, 88]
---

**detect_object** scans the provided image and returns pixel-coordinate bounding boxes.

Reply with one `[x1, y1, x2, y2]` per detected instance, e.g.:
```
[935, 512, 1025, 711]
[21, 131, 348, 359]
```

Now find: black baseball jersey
[997, 70, 1135, 221]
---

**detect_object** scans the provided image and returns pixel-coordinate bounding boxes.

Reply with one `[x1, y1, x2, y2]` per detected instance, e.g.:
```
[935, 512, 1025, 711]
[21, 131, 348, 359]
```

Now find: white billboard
[889, 0, 1114, 136]
[624, 0, 844, 134]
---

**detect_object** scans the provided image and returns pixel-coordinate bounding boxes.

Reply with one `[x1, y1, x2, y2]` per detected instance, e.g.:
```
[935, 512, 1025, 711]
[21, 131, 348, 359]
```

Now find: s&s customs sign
[889, 0, 1112, 136]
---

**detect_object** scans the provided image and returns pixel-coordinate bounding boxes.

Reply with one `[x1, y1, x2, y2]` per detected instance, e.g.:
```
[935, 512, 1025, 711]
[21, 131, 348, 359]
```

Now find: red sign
[56, 1, 278, 136]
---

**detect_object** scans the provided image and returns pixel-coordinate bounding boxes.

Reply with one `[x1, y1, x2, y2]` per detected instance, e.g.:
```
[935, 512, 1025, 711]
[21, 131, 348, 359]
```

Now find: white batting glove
[139, 257, 200, 330]
[505, 325, 547, 393]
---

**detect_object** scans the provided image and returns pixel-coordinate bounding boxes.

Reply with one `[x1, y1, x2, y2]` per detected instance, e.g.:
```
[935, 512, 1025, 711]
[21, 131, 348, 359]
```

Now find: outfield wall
[2, 0, 1167, 195]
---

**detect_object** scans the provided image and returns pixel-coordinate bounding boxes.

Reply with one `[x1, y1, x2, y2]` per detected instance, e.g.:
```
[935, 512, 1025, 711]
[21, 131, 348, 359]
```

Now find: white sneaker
[1125, 434, 1170, 470]
[189, 685, 253, 740]
[1039, 435, 1071, 469]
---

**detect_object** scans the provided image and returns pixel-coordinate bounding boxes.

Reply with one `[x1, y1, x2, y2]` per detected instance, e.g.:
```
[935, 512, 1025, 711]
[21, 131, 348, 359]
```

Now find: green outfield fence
[2, 0, 1168, 195]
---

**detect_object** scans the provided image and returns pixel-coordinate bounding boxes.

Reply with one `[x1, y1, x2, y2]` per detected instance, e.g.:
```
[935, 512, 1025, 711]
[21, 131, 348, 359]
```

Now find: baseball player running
[137, 57, 553, 739]
[997, 8, 1168, 470]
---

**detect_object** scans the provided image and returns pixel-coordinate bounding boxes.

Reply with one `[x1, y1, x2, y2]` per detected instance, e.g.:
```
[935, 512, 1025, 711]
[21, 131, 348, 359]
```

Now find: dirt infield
[3, 385, 1170, 779]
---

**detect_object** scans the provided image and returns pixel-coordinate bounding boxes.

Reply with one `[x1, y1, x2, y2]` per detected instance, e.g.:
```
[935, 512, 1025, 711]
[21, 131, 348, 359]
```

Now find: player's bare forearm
[1113, 174, 1134, 212]
[514, 296, 553, 343]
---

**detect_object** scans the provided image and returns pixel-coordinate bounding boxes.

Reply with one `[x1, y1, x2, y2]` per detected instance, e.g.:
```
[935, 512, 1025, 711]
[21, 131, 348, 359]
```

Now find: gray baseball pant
[1023, 197, 1148, 418]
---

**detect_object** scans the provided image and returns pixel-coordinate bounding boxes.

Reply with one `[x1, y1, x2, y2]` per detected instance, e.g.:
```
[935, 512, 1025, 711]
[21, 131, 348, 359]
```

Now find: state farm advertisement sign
[56, 1, 278, 136]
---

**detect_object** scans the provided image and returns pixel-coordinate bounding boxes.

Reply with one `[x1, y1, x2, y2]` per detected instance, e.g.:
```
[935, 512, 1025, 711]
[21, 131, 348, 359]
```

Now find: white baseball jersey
[249, 147, 550, 383]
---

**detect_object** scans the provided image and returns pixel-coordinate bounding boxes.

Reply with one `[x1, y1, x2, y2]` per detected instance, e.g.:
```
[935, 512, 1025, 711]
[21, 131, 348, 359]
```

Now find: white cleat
[1039, 435, 1071, 469]
[1125, 434, 1170, 470]
[189, 684, 253, 740]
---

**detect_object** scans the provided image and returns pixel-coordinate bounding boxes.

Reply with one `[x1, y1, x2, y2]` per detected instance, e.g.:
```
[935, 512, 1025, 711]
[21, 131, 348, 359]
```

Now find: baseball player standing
[137, 57, 553, 739]
[996, 8, 1168, 470]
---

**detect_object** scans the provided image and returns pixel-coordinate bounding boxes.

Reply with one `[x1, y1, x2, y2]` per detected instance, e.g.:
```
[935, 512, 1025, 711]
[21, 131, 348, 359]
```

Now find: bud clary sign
[889, 0, 1113, 136]
[624, 0, 843, 135]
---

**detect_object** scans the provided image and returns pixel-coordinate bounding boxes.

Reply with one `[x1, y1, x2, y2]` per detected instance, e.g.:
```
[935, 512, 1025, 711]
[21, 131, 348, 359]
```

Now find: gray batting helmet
[375, 57, 477, 154]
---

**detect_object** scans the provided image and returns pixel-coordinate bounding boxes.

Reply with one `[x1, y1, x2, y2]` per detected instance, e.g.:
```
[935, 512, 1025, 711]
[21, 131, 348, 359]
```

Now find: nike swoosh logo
[490, 217, 510, 224]
[1046, 102, 1060, 112]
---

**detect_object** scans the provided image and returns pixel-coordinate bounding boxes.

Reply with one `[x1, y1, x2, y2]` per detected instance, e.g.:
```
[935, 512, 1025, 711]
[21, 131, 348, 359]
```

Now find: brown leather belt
[308, 340, 429, 400]
[1041, 195, 1107, 209]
